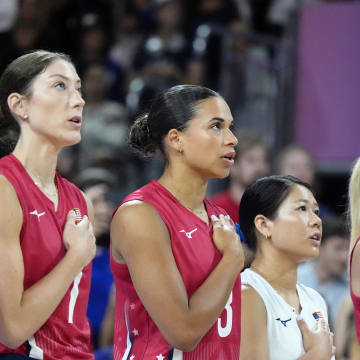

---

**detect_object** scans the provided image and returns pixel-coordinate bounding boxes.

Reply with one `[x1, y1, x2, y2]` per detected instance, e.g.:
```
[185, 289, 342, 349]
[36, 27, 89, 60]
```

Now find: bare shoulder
[111, 200, 170, 262]
[0, 175, 23, 240]
[241, 283, 267, 314]
[240, 282, 269, 359]
[351, 240, 360, 295]
[80, 190, 95, 225]
[112, 200, 167, 232]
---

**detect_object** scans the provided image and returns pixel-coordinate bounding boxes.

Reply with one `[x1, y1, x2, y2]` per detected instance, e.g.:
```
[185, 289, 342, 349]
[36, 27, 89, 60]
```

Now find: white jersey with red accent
[110, 180, 241, 360]
[0, 154, 93, 360]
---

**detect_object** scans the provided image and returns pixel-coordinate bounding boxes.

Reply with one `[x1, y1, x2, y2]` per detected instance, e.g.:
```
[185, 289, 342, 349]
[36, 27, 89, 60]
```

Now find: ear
[166, 128, 183, 154]
[7, 93, 27, 121]
[254, 214, 273, 240]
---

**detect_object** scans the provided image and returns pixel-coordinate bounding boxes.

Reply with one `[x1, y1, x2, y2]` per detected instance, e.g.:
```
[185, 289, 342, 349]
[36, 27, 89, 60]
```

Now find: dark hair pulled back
[0, 50, 72, 156]
[129, 84, 219, 158]
[239, 175, 312, 252]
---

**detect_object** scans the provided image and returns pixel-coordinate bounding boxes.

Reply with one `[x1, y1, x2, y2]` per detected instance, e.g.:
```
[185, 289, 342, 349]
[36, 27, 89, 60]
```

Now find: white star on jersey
[130, 355, 135, 360]
[29, 209, 46, 222]
[132, 328, 139, 336]
[156, 355, 165, 360]
[130, 303, 136, 310]
[179, 228, 198, 239]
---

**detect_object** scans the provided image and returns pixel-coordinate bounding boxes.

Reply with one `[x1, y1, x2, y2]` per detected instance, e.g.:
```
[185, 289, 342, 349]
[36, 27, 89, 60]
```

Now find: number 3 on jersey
[217, 291, 233, 337]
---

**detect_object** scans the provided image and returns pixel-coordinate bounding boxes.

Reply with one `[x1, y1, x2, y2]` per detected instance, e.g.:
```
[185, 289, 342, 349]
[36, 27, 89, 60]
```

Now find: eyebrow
[48, 74, 81, 84]
[209, 117, 234, 124]
[295, 199, 319, 207]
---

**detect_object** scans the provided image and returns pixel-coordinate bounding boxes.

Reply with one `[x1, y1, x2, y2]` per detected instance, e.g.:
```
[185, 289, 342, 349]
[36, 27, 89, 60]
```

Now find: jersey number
[217, 291, 233, 337]
[68, 271, 83, 323]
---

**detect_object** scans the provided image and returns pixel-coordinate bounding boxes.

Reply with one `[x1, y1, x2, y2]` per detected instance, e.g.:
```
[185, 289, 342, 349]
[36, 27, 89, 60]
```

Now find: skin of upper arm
[0, 175, 25, 342]
[240, 284, 269, 360]
[81, 190, 95, 227]
[110, 201, 199, 348]
[351, 241, 360, 296]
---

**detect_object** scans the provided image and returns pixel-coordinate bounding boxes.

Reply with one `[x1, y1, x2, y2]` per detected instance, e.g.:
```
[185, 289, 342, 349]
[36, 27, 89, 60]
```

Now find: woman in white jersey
[238, 175, 334, 360]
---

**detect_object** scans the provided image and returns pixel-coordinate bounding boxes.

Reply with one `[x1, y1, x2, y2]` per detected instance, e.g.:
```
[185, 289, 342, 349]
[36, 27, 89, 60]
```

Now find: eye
[55, 81, 66, 90]
[314, 208, 320, 216]
[76, 87, 82, 95]
[210, 122, 221, 130]
[297, 205, 306, 212]
[229, 124, 235, 132]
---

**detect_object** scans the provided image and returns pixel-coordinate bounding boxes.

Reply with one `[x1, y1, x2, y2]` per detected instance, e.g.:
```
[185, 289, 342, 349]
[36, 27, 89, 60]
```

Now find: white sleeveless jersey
[241, 269, 335, 360]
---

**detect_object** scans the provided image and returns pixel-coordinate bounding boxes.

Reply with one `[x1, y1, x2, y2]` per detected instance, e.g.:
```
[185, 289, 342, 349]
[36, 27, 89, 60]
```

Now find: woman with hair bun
[0, 50, 96, 359]
[110, 85, 244, 359]
[239, 175, 334, 360]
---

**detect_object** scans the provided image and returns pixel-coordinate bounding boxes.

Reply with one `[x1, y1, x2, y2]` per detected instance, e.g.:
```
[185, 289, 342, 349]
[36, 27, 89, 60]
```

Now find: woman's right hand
[297, 315, 335, 359]
[211, 214, 243, 264]
[63, 210, 96, 268]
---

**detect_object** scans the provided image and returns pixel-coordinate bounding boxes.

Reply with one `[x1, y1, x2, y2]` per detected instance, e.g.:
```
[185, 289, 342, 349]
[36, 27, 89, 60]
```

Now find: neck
[13, 135, 59, 187]
[158, 164, 208, 212]
[251, 250, 299, 292]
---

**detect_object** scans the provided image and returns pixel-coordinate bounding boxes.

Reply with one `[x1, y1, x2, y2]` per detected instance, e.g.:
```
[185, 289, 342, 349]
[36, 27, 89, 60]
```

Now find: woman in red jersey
[0, 50, 96, 359]
[348, 157, 360, 343]
[110, 85, 244, 360]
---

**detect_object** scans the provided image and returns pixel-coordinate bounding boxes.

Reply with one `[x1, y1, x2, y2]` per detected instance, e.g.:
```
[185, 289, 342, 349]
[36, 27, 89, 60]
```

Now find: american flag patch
[73, 208, 82, 224]
[312, 311, 324, 320]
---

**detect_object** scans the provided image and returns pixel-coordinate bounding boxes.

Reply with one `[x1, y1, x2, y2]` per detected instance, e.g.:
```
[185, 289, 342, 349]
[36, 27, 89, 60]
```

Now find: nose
[310, 210, 322, 229]
[225, 128, 238, 146]
[71, 89, 85, 108]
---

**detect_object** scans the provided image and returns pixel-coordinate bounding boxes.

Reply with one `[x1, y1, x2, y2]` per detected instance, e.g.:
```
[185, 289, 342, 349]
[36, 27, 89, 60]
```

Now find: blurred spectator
[0, 0, 19, 33]
[77, 63, 130, 180]
[298, 215, 350, 329]
[274, 143, 333, 216]
[131, 0, 190, 104]
[211, 132, 269, 268]
[0, 0, 55, 74]
[75, 167, 116, 351]
[212, 131, 269, 223]
[183, 57, 207, 86]
[74, 15, 124, 102]
[334, 296, 360, 360]
[186, 0, 242, 90]
[110, 0, 150, 74]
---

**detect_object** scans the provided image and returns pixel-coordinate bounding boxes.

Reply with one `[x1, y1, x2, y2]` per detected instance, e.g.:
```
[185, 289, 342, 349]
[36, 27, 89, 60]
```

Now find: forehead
[193, 96, 232, 121]
[35, 59, 80, 83]
[282, 184, 316, 205]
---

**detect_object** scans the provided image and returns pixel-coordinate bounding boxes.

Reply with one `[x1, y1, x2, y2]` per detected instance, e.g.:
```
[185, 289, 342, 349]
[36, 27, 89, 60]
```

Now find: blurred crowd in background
[0, 0, 359, 359]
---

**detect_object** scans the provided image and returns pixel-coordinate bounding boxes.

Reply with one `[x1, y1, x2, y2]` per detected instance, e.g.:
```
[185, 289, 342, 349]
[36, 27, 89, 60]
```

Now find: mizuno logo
[179, 228, 198, 239]
[29, 210, 46, 222]
[276, 317, 292, 327]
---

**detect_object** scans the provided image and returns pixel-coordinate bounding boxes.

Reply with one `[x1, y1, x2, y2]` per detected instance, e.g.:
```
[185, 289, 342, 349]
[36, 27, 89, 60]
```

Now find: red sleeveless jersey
[0, 154, 93, 360]
[110, 180, 241, 360]
[350, 236, 360, 342]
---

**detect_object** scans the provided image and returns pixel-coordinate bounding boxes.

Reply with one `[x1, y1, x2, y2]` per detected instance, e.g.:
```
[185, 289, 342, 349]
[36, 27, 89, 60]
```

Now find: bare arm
[350, 240, 360, 296]
[239, 285, 269, 360]
[0, 176, 96, 348]
[111, 201, 243, 351]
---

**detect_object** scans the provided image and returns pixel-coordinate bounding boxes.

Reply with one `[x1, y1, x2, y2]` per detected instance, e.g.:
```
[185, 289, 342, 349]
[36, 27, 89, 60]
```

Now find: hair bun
[128, 113, 157, 156]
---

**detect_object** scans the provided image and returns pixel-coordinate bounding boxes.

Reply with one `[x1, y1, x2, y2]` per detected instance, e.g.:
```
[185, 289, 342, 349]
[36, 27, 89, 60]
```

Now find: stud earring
[24, 114, 28, 119]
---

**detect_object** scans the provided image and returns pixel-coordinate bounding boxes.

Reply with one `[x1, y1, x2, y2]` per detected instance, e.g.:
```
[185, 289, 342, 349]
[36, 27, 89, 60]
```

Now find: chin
[214, 168, 231, 179]
[65, 134, 81, 146]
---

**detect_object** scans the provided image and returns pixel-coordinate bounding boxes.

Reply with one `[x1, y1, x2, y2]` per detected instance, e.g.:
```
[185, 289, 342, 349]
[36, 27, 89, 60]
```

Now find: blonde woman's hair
[349, 157, 360, 251]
